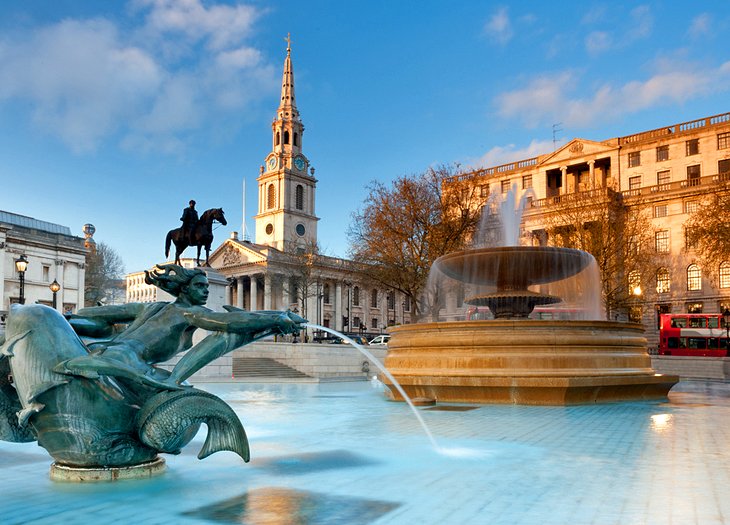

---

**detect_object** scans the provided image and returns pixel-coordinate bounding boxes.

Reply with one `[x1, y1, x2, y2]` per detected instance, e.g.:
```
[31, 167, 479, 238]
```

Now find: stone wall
[651, 356, 730, 381]
[161, 341, 387, 381]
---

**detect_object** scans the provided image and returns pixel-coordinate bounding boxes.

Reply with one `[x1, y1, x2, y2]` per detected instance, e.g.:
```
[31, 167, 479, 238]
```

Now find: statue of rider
[180, 200, 198, 244]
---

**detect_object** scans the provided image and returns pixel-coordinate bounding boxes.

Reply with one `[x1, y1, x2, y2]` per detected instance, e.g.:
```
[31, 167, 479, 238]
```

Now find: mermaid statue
[0, 263, 305, 469]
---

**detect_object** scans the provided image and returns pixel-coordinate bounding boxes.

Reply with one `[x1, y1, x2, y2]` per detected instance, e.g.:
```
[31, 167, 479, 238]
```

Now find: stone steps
[232, 357, 310, 378]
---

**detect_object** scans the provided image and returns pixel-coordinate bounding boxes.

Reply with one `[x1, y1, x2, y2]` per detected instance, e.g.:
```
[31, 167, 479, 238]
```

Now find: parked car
[368, 335, 390, 346]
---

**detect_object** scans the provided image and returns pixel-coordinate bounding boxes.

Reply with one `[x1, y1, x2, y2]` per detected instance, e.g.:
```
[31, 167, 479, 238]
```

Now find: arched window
[276, 132, 280, 146]
[353, 286, 360, 306]
[293, 132, 299, 146]
[720, 262, 730, 289]
[687, 264, 702, 291]
[387, 291, 395, 310]
[628, 270, 641, 296]
[656, 267, 670, 294]
[284, 130, 290, 144]
[295, 185, 304, 210]
[267, 184, 275, 209]
[371, 289, 378, 308]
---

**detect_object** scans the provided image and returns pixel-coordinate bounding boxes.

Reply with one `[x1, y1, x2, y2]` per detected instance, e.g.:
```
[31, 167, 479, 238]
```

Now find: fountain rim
[388, 319, 644, 332]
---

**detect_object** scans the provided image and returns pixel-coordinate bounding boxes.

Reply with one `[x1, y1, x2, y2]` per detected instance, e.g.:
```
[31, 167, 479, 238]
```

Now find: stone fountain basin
[433, 246, 592, 288]
[382, 320, 678, 405]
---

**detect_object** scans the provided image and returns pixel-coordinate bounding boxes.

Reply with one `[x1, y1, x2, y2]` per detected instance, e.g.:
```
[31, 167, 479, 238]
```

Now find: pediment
[209, 239, 268, 269]
[539, 139, 615, 166]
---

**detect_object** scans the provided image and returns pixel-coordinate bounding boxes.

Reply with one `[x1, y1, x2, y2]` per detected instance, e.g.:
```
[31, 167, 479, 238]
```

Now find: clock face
[294, 156, 305, 171]
[268, 157, 277, 169]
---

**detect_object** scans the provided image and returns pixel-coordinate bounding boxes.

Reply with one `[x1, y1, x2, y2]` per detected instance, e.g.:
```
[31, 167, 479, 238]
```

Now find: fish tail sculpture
[136, 388, 250, 462]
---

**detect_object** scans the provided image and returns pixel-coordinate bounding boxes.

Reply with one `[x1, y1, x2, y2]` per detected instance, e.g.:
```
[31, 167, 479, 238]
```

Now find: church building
[208, 40, 411, 337]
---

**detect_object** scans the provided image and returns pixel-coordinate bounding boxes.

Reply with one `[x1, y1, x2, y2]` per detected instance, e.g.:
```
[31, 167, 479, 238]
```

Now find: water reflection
[650, 413, 674, 433]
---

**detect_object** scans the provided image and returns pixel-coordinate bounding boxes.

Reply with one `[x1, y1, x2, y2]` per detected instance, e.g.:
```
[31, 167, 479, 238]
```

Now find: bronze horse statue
[165, 208, 227, 266]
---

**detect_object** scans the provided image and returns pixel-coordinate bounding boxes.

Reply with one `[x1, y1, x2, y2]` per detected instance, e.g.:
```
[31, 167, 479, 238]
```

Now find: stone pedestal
[383, 321, 679, 405]
[50, 457, 166, 482]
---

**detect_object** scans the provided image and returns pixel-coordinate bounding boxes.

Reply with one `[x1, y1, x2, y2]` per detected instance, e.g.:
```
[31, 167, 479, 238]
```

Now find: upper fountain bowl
[433, 246, 592, 289]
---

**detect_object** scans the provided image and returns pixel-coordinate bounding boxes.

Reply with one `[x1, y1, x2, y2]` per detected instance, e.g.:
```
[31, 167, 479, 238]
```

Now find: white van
[368, 335, 391, 346]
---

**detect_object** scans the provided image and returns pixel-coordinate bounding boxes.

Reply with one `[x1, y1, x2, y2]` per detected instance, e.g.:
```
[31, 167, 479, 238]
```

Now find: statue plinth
[50, 457, 166, 483]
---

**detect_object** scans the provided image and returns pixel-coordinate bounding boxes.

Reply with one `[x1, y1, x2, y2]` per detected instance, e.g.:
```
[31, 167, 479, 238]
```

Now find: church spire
[279, 33, 298, 118]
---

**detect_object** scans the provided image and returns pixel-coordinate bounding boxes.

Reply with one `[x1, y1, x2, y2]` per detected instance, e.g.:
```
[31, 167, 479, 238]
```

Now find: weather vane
[285, 32, 292, 52]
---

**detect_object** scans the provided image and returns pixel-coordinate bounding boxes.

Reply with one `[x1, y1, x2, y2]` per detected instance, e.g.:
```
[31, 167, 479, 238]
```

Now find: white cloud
[629, 5, 653, 39]
[579, 4, 652, 56]
[495, 61, 730, 128]
[134, 0, 259, 50]
[484, 7, 513, 45]
[687, 13, 711, 39]
[470, 139, 555, 170]
[585, 31, 612, 56]
[0, 2, 276, 154]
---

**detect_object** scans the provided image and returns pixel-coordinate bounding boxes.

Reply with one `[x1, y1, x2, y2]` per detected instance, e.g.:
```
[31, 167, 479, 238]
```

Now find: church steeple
[255, 34, 318, 252]
[279, 33, 298, 119]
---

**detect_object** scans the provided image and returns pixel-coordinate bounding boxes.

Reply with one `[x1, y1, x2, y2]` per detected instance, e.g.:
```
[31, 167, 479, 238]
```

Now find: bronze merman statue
[0, 263, 306, 469]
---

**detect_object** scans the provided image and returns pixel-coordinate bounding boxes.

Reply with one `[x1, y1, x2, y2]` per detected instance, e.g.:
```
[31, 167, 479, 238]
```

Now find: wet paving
[1, 379, 729, 524]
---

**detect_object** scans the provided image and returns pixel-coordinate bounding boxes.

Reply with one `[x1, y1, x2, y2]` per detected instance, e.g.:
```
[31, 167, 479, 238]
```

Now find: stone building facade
[0, 211, 86, 321]
[445, 112, 730, 347]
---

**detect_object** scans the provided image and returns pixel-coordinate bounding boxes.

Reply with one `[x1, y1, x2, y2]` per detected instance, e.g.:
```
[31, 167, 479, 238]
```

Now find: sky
[1, 0, 729, 273]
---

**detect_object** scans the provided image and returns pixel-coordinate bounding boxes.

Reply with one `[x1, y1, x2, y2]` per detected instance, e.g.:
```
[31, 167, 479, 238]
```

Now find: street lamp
[14, 255, 28, 305]
[49, 279, 61, 309]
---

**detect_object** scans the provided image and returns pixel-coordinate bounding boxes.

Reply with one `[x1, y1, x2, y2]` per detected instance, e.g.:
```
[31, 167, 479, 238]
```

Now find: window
[686, 164, 701, 185]
[657, 170, 670, 186]
[353, 316, 361, 330]
[628, 151, 641, 167]
[656, 145, 669, 162]
[370, 289, 378, 308]
[275, 132, 280, 145]
[720, 262, 730, 289]
[685, 228, 698, 250]
[684, 201, 699, 214]
[655, 230, 669, 253]
[522, 175, 532, 190]
[656, 268, 670, 293]
[323, 283, 330, 304]
[501, 180, 510, 193]
[404, 296, 411, 312]
[628, 270, 641, 295]
[353, 286, 360, 306]
[629, 176, 641, 190]
[480, 185, 489, 197]
[655, 304, 671, 329]
[719, 159, 730, 180]
[686, 138, 699, 156]
[371, 318, 378, 329]
[653, 205, 668, 218]
[686, 302, 703, 314]
[719, 132, 730, 150]
[42, 265, 50, 283]
[283, 130, 290, 144]
[687, 264, 702, 291]
[295, 185, 304, 210]
[267, 184, 276, 209]
[293, 132, 299, 147]
[387, 291, 395, 310]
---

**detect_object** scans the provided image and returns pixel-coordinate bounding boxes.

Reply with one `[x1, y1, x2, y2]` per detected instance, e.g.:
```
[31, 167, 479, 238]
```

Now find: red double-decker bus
[658, 313, 730, 357]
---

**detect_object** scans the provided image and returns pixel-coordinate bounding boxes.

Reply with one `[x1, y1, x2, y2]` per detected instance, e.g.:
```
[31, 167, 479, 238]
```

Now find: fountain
[382, 186, 678, 405]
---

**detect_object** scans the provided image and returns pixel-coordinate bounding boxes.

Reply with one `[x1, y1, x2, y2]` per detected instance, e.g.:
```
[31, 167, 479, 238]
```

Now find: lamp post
[49, 279, 61, 309]
[723, 308, 730, 340]
[15, 255, 28, 305]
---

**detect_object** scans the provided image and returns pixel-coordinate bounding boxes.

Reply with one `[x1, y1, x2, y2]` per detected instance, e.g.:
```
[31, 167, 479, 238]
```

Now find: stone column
[560, 166, 567, 195]
[588, 160, 595, 189]
[282, 276, 291, 310]
[335, 282, 342, 331]
[263, 273, 272, 310]
[236, 277, 245, 309]
[250, 276, 258, 311]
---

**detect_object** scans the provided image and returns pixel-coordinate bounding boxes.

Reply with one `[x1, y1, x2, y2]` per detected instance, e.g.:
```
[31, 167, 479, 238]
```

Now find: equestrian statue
[165, 200, 226, 266]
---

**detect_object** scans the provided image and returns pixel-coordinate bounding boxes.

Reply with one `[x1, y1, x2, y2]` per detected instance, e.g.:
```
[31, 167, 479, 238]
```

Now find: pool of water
[1, 379, 729, 524]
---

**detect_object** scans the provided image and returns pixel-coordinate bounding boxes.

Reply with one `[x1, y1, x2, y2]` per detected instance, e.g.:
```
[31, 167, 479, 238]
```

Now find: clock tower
[255, 35, 319, 252]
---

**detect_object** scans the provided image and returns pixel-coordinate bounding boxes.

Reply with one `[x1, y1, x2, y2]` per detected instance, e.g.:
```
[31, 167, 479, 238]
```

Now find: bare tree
[541, 189, 658, 318]
[685, 185, 730, 275]
[85, 241, 125, 306]
[347, 164, 489, 320]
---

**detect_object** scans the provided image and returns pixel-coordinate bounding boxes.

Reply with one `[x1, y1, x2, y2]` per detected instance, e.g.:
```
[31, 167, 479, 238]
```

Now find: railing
[446, 156, 540, 182]
[620, 111, 730, 145]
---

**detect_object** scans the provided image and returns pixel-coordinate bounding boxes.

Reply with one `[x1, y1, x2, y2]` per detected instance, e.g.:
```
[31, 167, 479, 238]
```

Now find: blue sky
[1, 0, 729, 273]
